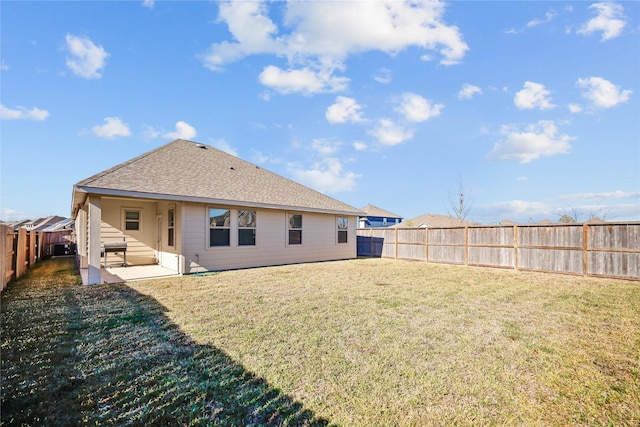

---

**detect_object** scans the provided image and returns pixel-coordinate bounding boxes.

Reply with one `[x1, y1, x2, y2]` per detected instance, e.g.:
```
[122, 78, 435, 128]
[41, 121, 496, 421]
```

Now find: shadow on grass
[1, 258, 330, 426]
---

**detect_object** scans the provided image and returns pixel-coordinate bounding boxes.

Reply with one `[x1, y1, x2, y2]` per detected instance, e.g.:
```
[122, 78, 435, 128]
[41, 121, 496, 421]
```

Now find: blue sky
[1, 0, 639, 224]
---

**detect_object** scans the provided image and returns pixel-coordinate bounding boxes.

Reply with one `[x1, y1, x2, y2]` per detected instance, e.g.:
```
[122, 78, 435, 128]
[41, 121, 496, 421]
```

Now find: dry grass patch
[1, 257, 638, 426]
[1, 258, 327, 426]
[128, 258, 640, 426]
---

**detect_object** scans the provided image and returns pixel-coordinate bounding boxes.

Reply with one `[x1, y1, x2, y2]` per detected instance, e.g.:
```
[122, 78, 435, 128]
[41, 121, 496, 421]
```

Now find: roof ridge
[76, 139, 188, 186]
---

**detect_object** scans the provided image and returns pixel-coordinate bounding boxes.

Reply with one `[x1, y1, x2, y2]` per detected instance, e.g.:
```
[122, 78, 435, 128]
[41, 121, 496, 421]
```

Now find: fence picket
[357, 223, 640, 281]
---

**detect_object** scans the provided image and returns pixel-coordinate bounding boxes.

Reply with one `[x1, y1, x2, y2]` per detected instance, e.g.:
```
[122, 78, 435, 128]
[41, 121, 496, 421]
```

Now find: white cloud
[1, 60, 8, 71]
[395, 93, 443, 122]
[557, 190, 640, 201]
[64, 34, 109, 79]
[484, 200, 552, 218]
[0, 208, 31, 222]
[488, 120, 573, 163]
[458, 84, 482, 100]
[202, 1, 285, 71]
[251, 150, 270, 164]
[1, 104, 49, 121]
[577, 2, 627, 41]
[310, 138, 341, 156]
[478, 195, 640, 223]
[142, 125, 161, 139]
[291, 157, 360, 194]
[91, 117, 131, 139]
[568, 104, 583, 113]
[527, 9, 557, 28]
[163, 121, 197, 140]
[374, 68, 392, 84]
[514, 81, 555, 110]
[577, 76, 632, 108]
[258, 65, 348, 95]
[353, 141, 368, 151]
[505, 9, 556, 34]
[369, 118, 413, 146]
[211, 138, 238, 157]
[142, 0, 154, 9]
[202, 0, 468, 93]
[326, 96, 365, 124]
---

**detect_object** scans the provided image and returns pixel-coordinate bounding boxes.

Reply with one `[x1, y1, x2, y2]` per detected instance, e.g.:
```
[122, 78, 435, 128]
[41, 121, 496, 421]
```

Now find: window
[238, 210, 256, 246]
[288, 213, 302, 245]
[209, 208, 230, 246]
[167, 208, 175, 247]
[337, 216, 348, 243]
[124, 210, 141, 231]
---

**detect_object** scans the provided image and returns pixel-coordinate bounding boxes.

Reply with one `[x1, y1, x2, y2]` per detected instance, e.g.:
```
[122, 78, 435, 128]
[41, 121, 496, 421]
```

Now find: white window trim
[167, 205, 175, 247]
[287, 212, 303, 246]
[208, 206, 232, 248]
[238, 210, 257, 247]
[337, 216, 348, 244]
[122, 208, 143, 233]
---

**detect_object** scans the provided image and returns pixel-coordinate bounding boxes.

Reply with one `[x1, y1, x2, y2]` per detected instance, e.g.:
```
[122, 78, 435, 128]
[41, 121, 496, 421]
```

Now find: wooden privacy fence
[1, 224, 75, 291]
[357, 223, 640, 281]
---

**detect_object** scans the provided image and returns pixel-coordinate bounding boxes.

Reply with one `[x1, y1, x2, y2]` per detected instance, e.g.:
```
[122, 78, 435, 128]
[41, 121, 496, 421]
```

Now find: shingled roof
[72, 139, 361, 216]
[393, 213, 469, 228]
[359, 204, 402, 219]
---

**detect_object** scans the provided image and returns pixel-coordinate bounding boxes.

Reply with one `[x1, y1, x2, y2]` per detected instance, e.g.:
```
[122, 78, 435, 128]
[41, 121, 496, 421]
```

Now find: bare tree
[448, 176, 473, 222]
[557, 207, 580, 223]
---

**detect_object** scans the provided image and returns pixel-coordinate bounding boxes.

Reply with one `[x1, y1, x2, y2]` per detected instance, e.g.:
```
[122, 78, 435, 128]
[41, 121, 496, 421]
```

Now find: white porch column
[87, 195, 102, 285]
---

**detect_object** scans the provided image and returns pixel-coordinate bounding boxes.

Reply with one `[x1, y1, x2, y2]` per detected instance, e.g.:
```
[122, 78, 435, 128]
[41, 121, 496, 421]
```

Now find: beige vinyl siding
[182, 203, 356, 273]
[100, 198, 157, 266]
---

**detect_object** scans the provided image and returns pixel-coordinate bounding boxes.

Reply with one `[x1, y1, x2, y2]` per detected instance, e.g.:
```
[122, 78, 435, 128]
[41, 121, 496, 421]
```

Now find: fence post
[514, 225, 519, 271]
[1, 224, 12, 291]
[464, 227, 469, 266]
[15, 228, 27, 279]
[425, 228, 428, 264]
[583, 224, 589, 277]
[28, 230, 36, 267]
[395, 228, 399, 259]
[369, 228, 373, 257]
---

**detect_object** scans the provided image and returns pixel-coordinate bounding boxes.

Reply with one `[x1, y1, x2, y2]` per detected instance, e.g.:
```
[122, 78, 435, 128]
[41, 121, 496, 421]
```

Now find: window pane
[125, 221, 139, 231]
[239, 229, 256, 246]
[210, 209, 230, 227]
[168, 228, 174, 247]
[289, 230, 302, 245]
[238, 210, 256, 228]
[338, 217, 348, 229]
[168, 209, 175, 227]
[125, 211, 140, 220]
[338, 230, 347, 243]
[210, 229, 230, 246]
[289, 214, 302, 229]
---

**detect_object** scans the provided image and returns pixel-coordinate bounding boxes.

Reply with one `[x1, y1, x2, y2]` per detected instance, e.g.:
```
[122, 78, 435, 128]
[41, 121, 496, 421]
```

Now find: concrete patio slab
[80, 265, 180, 285]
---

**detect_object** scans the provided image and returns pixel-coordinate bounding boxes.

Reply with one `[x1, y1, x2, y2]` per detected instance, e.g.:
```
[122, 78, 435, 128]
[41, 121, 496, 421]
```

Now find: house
[358, 204, 403, 228]
[394, 213, 469, 228]
[71, 139, 362, 285]
[29, 215, 68, 232]
[41, 217, 75, 232]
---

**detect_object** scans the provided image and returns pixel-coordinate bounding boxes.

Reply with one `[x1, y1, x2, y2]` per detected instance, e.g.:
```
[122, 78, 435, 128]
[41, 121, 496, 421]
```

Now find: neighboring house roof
[359, 204, 402, 219]
[42, 217, 75, 232]
[7, 219, 31, 231]
[394, 213, 469, 228]
[72, 139, 362, 217]
[31, 216, 67, 231]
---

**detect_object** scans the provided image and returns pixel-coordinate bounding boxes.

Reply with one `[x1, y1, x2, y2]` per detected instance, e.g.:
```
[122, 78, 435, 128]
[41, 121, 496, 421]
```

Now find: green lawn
[2, 257, 639, 426]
